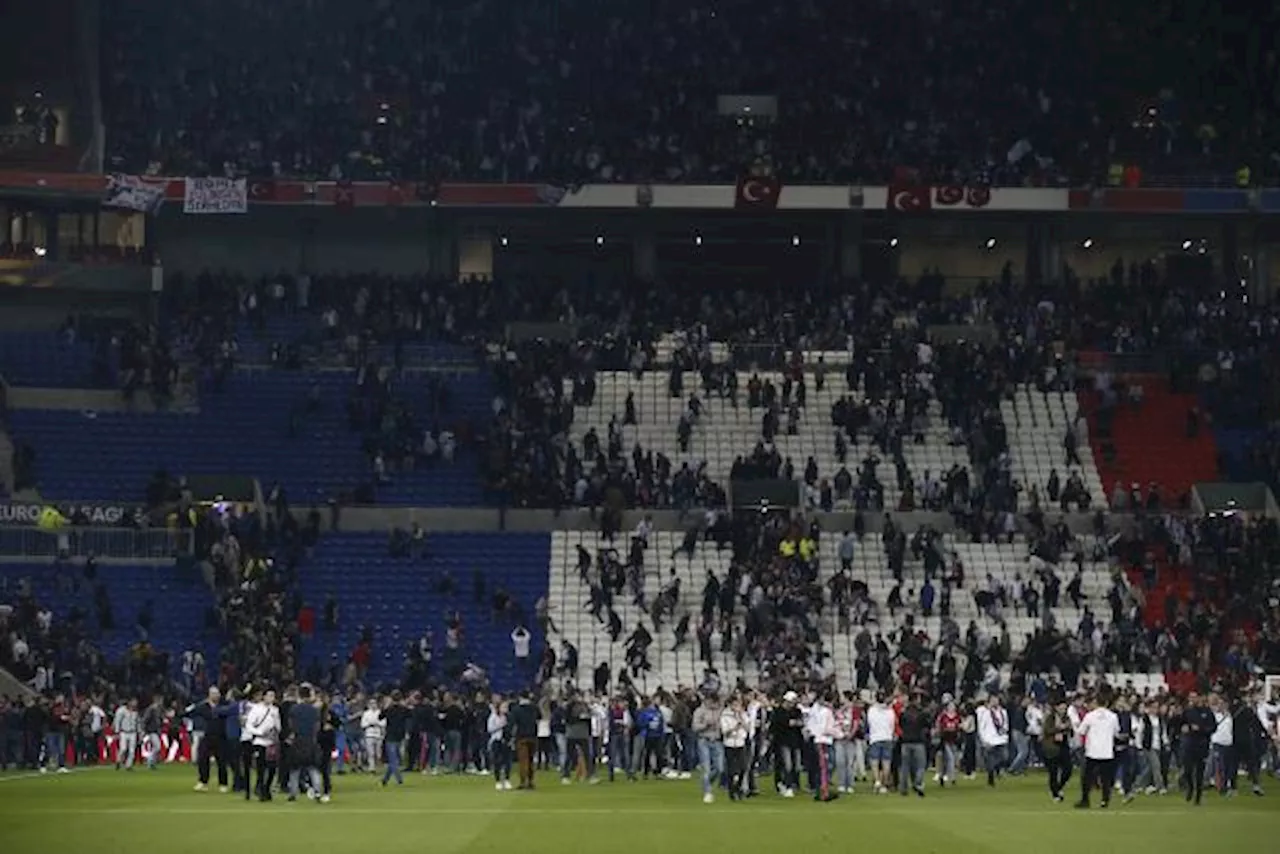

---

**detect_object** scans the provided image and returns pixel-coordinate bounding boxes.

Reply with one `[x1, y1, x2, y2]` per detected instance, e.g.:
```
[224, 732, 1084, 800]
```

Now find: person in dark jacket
[380, 691, 411, 786]
[277, 687, 297, 795]
[441, 696, 466, 773]
[185, 686, 230, 791]
[1180, 693, 1215, 805]
[223, 690, 245, 792]
[1041, 697, 1073, 801]
[897, 697, 930, 797]
[317, 697, 342, 799]
[1113, 697, 1135, 802]
[286, 685, 323, 801]
[508, 692, 541, 790]
[1234, 693, 1268, 797]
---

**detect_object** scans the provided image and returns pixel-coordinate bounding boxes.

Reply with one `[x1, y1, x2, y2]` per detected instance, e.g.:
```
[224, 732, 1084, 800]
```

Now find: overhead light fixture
[595, 235, 604, 246]
[1181, 239, 1193, 250]
[694, 234, 702, 246]
[791, 235, 801, 247]
[889, 237, 899, 248]
[499, 236, 508, 247]
[1082, 238, 1093, 249]
[984, 238, 997, 249]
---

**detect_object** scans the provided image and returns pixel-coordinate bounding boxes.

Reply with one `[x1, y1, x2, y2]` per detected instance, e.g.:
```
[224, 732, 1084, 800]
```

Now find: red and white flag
[734, 175, 782, 210]
[888, 183, 931, 213]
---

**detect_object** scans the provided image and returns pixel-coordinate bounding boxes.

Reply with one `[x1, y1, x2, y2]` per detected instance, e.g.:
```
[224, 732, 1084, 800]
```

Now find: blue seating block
[8, 369, 494, 506]
[0, 562, 219, 667]
[295, 532, 550, 693]
[0, 332, 112, 388]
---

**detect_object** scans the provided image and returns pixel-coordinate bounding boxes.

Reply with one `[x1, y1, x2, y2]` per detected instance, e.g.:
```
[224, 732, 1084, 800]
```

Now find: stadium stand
[295, 531, 550, 693]
[2, 0, 1280, 729]
[98, 0, 1280, 185]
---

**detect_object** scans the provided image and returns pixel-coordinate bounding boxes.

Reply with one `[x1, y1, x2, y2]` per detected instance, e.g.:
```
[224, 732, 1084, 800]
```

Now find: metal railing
[0, 526, 194, 560]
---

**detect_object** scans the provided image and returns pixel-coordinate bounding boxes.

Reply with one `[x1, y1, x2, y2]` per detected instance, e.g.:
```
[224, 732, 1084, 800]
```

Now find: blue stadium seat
[294, 532, 550, 693]
[8, 368, 493, 506]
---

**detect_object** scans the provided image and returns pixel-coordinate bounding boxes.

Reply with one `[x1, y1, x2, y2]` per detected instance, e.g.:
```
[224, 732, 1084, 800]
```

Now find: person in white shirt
[238, 692, 258, 796]
[1067, 697, 1088, 764]
[245, 689, 281, 801]
[88, 700, 106, 761]
[975, 695, 1010, 787]
[865, 694, 896, 794]
[360, 698, 385, 774]
[112, 700, 139, 770]
[634, 516, 653, 549]
[1209, 695, 1235, 796]
[1075, 692, 1120, 809]
[511, 626, 531, 667]
[488, 699, 512, 791]
[721, 696, 751, 800]
[1025, 700, 1045, 741]
[808, 692, 839, 802]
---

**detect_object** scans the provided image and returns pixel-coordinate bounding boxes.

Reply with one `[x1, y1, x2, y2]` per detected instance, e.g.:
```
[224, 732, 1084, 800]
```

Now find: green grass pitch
[1, 765, 1277, 853]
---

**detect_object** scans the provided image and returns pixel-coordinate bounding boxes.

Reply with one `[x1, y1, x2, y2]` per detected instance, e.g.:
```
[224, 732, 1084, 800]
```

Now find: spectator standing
[897, 696, 929, 798]
[1180, 692, 1215, 804]
[379, 692, 410, 787]
[508, 692, 540, 790]
[865, 693, 896, 794]
[511, 625, 531, 670]
[1076, 692, 1120, 809]
[975, 695, 1010, 786]
[1041, 697, 1074, 802]
[692, 693, 725, 804]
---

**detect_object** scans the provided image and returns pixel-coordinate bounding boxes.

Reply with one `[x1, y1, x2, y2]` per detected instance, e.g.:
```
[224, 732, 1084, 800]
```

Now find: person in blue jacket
[635, 697, 666, 779]
[330, 694, 348, 773]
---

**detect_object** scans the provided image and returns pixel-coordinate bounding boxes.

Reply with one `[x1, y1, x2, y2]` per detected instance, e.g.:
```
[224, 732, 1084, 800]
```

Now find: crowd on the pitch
[5, 678, 1278, 810]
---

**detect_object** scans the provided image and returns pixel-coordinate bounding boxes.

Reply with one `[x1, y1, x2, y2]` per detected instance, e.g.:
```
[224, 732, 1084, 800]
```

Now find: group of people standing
[15, 677, 1274, 814]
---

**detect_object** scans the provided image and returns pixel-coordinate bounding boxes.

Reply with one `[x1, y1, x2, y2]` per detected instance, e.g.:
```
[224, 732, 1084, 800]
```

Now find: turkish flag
[734, 175, 781, 210]
[248, 178, 277, 202]
[335, 179, 355, 210]
[888, 183, 931, 213]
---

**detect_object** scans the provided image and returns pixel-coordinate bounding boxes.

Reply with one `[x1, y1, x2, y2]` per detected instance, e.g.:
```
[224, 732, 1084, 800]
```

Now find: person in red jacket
[935, 698, 961, 786]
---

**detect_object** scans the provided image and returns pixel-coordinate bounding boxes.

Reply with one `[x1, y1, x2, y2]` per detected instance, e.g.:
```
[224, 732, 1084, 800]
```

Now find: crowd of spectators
[131, 256, 1280, 517]
[101, 0, 1280, 185]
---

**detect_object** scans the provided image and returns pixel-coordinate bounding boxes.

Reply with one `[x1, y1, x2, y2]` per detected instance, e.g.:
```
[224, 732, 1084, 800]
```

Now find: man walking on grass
[508, 691, 540, 790]
[1076, 691, 1120, 809]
